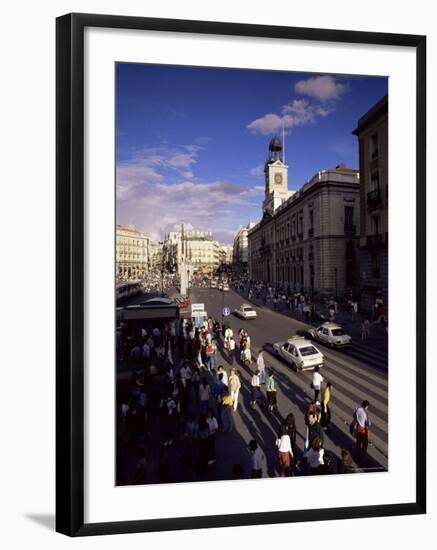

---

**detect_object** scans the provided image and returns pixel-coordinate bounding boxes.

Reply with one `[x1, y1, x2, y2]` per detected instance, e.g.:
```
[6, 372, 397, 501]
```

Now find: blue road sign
[223, 307, 231, 317]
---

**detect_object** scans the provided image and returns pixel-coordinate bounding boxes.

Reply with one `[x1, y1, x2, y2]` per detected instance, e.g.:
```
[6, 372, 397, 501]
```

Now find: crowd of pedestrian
[231, 276, 388, 338]
[117, 310, 373, 485]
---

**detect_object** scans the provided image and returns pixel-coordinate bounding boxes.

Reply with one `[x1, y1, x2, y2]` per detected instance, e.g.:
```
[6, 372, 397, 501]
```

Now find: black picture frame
[56, 12, 426, 537]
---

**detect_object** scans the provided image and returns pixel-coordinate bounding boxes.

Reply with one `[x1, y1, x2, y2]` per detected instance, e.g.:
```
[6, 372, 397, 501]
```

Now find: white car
[308, 322, 352, 348]
[221, 283, 230, 291]
[210, 280, 217, 288]
[234, 304, 257, 319]
[272, 336, 324, 371]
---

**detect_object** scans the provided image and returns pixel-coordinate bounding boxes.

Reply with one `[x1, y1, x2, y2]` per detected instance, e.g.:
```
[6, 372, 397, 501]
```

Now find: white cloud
[117, 177, 262, 244]
[247, 99, 333, 136]
[166, 152, 196, 169]
[116, 143, 203, 194]
[247, 113, 284, 135]
[246, 77, 345, 135]
[117, 141, 263, 244]
[294, 75, 348, 102]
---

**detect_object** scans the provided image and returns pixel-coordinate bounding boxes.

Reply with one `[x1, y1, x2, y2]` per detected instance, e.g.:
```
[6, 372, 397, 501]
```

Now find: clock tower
[262, 136, 292, 215]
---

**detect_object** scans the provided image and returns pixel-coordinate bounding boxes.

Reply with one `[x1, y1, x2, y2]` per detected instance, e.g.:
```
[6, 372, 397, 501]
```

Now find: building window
[344, 206, 355, 233]
[372, 215, 380, 235]
[371, 171, 380, 191]
[370, 133, 379, 159]
[345, 206, 354, 227]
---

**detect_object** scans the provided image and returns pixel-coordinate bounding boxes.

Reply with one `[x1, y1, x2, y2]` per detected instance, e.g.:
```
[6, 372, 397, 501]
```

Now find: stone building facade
[248, 139, 360, 300]
[353, 95, 388, 313]
[116, 224, 149, 279]
[232, 222, 255, 272]
[163, 229, 221, 273]
[218, 245, 233, 266]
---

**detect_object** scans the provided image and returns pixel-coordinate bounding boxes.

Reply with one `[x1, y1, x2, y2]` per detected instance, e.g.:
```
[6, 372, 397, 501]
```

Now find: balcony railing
[344, 224, 356, 235]
[367, 188, 382, 209]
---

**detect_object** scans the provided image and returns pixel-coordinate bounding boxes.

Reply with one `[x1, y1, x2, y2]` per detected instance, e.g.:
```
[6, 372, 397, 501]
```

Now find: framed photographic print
[56, 13, 426, 536]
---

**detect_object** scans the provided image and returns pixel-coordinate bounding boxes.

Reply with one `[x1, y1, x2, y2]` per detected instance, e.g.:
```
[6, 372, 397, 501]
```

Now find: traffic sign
[223, 307, 231, 317]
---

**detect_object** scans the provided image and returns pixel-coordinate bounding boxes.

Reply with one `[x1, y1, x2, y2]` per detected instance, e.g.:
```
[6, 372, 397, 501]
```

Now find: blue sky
[116, 63, 387, 244]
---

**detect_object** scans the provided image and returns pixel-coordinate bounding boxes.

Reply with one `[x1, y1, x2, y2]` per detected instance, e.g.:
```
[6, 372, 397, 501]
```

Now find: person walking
[250, 370, 262, 409]
[306, 436, 325, 475]
[311, 366, 324, 404]
[306, 411, 324, 451]
[320, 382, 332, 432]
[361, 318, 371, 341]
[284, 413, 297, 456]
[221, 388, 234, 432]
[257, 350, 266, 385]
[353, 400, 371, 462]
[198, 377, 211, 416]
[265, 370, 277, 413]
[276, 424, 293, 477]
[248, 440, 264, 478]
[228, 368, 241, 411]
[228, 336, 236, 364]
[242, 341, 252, 366]
[224, 326, 233, 351]
[217, 365, 228, 386]
[351, 300, 358, 321]
[205, 338, 217, 371]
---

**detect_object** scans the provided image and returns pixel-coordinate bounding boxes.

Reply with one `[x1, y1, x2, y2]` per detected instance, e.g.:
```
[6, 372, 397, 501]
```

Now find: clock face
[274, 173, 283, 185]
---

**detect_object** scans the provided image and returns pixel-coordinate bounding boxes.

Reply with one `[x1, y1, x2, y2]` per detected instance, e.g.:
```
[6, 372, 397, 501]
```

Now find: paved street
[189, 286, 388, 473]
[117, 285, 388, 484]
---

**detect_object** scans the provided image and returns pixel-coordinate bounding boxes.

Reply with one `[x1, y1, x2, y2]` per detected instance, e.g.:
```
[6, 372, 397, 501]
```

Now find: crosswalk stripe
[246, 354, 388, 464]
[320, 360, 388, 401]
[265, 352, 388, 432]
[321, 348, 388, 387]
